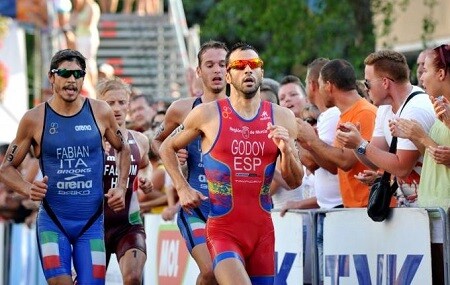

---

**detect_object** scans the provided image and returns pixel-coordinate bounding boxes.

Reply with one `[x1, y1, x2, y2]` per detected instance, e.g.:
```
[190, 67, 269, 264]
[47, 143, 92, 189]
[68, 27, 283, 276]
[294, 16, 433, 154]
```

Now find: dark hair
[130, 94, 152, 105]
[320, 59, 357, 91]
[307, 58, 330, 82]
[364, 50, 409, 82]
[432, 44, 450, 74]
[49, 49, 86, 72]
[279, 75, 307, 96]
[197, 40, 228, 66]
[225, 42, 259, 67]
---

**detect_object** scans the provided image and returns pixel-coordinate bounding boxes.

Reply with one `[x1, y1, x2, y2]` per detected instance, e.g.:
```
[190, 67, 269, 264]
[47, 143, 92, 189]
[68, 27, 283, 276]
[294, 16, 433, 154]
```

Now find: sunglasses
[227, 58, 263, 71]
[51, 69, 86, 79]
[363, 77, 394, 90]
[436, 44, 449, 75]
[304, 117, 317, 126]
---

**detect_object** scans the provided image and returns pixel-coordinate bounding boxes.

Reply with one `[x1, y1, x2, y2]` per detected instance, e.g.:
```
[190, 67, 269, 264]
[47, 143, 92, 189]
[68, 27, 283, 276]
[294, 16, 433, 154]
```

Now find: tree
[183, 0, 375, 80]
[182, 0, 437, 81]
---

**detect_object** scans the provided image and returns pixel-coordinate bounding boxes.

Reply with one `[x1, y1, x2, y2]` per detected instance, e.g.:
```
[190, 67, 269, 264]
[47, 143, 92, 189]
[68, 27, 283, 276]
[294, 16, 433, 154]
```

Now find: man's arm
[134, 131, 153, 193]
[152, 99, 191, 154]
[0, 110, 46, 200]
[272, 107, 303, 189]
[159, 105, 210, 212]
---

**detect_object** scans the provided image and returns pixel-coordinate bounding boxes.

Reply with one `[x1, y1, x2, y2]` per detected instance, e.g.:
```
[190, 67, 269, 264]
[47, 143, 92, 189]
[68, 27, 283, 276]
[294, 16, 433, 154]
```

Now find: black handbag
[367, 90, 424, 222]
[367, 138, 398, 222]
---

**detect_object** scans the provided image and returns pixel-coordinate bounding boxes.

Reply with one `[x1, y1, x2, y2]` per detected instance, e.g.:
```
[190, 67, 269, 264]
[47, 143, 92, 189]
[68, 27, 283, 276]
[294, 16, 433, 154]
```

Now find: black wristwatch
[356, 140, 369, 155]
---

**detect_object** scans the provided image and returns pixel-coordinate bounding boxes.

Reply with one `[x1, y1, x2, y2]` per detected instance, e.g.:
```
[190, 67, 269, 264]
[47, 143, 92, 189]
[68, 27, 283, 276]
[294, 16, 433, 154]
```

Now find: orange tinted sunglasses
[227, 58, 264, 71]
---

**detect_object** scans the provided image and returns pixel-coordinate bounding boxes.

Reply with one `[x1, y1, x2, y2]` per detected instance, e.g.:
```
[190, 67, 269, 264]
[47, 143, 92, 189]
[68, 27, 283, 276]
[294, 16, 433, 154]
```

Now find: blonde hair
[96, 77, 131, 99]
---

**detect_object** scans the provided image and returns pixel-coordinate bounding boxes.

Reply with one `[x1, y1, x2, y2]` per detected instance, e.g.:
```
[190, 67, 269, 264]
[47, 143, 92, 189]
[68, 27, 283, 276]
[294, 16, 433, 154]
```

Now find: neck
[49, 95, 84, 116]
[229, 92, 261, 119]
[334, 90, 362, 114]
[391, 83, 413, 113]
[201, 89, 227, 103]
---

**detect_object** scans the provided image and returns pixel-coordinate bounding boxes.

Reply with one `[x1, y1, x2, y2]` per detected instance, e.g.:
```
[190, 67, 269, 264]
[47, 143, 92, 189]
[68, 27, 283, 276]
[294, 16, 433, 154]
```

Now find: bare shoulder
[20, 103, 46, 134]
[272, 104, 296, 124]
[130, 130, 150, 151]
[87, 98, 111, 115]
[166, 97, 198, 122]
[186, 100, 218, 121]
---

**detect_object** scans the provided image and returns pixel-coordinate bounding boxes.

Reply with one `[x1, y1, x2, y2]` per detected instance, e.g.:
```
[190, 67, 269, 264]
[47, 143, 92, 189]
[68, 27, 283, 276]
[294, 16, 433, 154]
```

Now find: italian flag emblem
[189, 217, 205, 237]
[129, 189, 142, 225]
[40, 231, 61, 270]
[90, 239, 106, 279]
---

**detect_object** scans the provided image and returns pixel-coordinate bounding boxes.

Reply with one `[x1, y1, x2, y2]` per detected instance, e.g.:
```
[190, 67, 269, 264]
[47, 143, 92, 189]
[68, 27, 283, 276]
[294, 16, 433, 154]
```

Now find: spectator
[390, 44, 450, 285]
[278, 75, 308, 118]
[281, 58, 342, 284]
[70, 0, 100, 97]
[296, 59, 377, 208]
[260, 77, 280, 104]
[416, 48, 433, 88]
[129, 94, 156, 132]
[98, 63, 115, 80]
[336, 50, 435, 207]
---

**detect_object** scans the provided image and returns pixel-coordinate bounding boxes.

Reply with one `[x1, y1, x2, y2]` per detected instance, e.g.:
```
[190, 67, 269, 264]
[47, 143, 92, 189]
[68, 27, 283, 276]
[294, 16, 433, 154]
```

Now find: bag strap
[382, 90, 425, 188]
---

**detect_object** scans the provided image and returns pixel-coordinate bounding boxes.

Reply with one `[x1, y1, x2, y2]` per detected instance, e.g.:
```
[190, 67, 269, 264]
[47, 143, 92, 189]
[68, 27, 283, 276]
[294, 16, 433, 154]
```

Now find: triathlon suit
[104, 131, 146, 265]
[177, 97, 210, 252]
[38, 99, 106, 284]
[204, 98, 278, 284]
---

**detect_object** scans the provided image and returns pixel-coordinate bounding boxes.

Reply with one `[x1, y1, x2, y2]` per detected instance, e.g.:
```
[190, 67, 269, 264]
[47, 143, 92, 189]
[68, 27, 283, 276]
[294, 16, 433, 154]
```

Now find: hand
[354, 170, 381, 186]
[389, 118, 425, 140]
[280, 200, 304, 217]
[178, 186, 207, 214]
[432, 96, 450, 127]
[335, 122, 362, 149]
[137, 176, 153, 194]
[267, 122, 290, 153]
[427, 145, 450, 166]
[105, 187, 126, 212]
[29, 176, 48, 201]
[161, 204, 181, 221]
[176, 149, 188, 166]
[296, 119, 318, 148]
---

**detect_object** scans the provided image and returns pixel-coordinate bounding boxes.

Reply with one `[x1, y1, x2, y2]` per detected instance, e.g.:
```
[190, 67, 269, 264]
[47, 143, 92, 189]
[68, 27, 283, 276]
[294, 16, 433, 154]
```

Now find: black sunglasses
[304, 117, 317, 126]
[364, 77, 395, 90]
[51, 69, 86, 79]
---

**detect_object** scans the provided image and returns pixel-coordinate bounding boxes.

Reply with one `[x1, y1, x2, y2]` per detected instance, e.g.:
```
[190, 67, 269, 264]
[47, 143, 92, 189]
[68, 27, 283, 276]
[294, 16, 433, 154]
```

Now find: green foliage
[183, 0, 375, 80]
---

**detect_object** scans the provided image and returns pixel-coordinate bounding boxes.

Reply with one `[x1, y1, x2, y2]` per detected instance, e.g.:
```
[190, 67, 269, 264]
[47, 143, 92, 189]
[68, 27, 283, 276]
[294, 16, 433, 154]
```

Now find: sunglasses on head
[227, 58, 263, 71]
[51, 69, 86, 79]
[436, 44, 449, 75]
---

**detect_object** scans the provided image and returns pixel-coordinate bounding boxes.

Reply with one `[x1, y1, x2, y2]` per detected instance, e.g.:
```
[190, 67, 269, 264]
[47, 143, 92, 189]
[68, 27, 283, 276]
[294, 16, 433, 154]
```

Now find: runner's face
[103, 89, 129, 127]
[198, 48, 227, 94]
[50, 61, 84, 103]
[226, 49, 263, 99]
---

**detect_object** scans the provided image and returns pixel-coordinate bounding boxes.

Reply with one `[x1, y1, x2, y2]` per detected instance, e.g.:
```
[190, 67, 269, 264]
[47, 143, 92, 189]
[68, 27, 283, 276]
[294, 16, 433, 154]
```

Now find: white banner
[272, 211, 306, 284]
[143, 214, 199, 285]
[323, 208, 432, 285]
[0, 19, 28, 144]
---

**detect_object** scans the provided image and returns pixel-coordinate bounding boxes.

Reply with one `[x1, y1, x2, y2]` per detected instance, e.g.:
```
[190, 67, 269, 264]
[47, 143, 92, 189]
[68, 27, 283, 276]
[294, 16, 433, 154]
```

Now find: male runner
[0, 49, 130, 285]
[97, 78, 152, 285]
[153, 40, 228, 285]
[160, 42, 303, 285]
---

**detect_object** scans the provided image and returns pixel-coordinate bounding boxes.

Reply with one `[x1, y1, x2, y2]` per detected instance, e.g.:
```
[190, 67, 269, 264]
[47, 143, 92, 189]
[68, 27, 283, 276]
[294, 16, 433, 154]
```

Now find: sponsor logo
[260, 111, 271, 121]
[57, 190, 91, 195]
[56, 180, 93, 190]
[75, 125, 92, 131]
[49, 122, 58, 135]
[157, 226, 189, 284]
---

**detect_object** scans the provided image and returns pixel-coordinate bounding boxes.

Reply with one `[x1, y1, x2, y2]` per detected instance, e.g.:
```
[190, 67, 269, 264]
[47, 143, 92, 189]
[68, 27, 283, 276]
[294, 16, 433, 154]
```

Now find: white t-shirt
[372, 86, 436, 206]
[314, 107, 343, 209]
